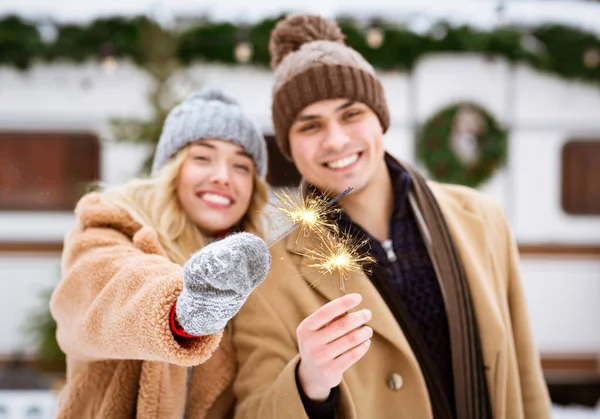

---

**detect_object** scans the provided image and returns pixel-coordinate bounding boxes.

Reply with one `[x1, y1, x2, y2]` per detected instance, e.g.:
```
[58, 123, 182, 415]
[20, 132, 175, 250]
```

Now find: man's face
[288, 98, 385, 196]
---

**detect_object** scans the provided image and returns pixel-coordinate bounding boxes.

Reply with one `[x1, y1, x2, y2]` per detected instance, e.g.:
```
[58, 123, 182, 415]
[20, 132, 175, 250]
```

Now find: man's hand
[296, 293, 372, 401]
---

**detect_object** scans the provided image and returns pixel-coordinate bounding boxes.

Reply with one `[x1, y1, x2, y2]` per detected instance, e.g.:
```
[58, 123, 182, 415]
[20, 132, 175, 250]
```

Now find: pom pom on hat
[269, 14, 345, 69]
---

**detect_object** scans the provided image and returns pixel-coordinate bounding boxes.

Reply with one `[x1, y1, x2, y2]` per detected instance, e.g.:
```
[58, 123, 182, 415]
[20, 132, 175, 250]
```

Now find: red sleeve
[170, 301, 199, 339]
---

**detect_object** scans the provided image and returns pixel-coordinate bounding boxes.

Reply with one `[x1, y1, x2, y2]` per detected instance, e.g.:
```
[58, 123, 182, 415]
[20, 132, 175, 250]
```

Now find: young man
[231, 14, 552, 419]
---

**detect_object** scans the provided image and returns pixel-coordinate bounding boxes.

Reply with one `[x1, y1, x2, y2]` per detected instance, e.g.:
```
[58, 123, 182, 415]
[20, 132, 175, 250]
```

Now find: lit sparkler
[303, 231, 375, 294]
[267, 187, 353, 248]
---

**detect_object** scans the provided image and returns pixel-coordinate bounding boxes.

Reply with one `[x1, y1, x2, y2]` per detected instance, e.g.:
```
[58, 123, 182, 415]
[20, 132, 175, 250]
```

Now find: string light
[584, 48, 600, 69]
[235, 27, 253, 63]
[366, 19, 384, 49]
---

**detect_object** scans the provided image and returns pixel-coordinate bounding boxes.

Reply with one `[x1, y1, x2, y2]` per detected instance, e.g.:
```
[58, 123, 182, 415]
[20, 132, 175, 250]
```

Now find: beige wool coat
[50, 192, 236, 419]
[231, 182, 552, 419]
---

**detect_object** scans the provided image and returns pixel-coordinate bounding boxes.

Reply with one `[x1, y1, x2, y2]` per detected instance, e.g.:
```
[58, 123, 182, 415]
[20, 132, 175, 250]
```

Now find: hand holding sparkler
[296, 293, 372, 402]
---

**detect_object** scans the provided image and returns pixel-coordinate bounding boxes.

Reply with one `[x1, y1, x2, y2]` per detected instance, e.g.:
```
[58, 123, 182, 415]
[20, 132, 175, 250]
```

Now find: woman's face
[177, 139, 255, 237]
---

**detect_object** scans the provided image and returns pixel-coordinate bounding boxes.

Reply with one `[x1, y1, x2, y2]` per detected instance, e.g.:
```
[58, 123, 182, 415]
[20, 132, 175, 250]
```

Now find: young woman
[50, 87, 272, 419]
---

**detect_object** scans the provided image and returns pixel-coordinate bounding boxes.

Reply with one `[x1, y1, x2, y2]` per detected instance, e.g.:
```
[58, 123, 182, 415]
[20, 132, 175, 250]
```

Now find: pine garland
[1, 14, 600, 87]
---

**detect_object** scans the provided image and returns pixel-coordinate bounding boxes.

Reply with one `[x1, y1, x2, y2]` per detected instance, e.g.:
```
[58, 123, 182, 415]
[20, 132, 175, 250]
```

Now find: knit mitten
[176, 232, 271, 336]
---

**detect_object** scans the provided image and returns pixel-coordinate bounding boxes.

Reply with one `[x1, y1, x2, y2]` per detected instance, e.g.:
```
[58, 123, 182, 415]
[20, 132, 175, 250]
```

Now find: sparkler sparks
[265, 186, 375, 293]
[303, 231, 375, 294]
[273, 190, 334, 233]
[267, 187, 352, 248]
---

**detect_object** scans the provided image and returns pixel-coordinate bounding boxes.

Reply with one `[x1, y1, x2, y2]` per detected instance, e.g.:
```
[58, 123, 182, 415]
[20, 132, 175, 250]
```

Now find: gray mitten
[176, 232, 271, 336]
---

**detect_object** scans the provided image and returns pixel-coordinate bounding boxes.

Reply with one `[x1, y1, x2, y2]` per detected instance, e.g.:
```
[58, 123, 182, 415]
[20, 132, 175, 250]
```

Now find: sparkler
[266, 186, 375, 294]
[303, 231, 375, 294]
[267, 187, 353, 248]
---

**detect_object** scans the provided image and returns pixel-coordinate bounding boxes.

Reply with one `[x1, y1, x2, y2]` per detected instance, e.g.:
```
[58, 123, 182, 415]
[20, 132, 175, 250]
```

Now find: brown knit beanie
[269, 14, 390, 160]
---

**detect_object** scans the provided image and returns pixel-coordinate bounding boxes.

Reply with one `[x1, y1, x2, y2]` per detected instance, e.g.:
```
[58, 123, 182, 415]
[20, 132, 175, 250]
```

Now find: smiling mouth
[324, 152, 362, 170]
[197, 192, 233, 206]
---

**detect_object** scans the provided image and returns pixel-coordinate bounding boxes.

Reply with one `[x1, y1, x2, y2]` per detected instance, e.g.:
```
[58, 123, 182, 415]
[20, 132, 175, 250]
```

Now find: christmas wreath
[416, 102, 508, 188]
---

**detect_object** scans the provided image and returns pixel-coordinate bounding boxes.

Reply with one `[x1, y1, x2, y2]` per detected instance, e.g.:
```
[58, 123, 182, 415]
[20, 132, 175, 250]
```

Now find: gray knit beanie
[152, 87, 268, 178]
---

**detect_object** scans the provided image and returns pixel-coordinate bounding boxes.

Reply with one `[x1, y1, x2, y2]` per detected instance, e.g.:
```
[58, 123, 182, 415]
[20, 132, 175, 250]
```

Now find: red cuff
[170, 301, 199, 339]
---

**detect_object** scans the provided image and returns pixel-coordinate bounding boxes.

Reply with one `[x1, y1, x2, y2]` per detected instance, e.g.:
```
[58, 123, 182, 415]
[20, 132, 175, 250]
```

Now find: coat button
[387, 373, 404, 391]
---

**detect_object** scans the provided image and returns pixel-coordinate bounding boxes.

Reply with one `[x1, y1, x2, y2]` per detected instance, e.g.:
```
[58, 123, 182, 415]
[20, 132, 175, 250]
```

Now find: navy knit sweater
[299, 159, 455, 419]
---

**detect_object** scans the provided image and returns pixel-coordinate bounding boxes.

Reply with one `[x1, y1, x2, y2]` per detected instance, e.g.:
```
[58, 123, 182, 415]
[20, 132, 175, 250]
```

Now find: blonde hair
[100, 146, 269, 265]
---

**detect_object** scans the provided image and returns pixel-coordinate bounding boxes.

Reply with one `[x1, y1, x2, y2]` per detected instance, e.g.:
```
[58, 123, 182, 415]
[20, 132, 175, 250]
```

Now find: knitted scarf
[401, 163, 491, 419]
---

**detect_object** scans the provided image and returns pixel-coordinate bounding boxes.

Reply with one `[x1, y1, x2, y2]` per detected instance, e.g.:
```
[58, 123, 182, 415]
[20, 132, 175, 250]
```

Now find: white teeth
[201, 193, 231, 205]
[327, 153, 359, 169]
